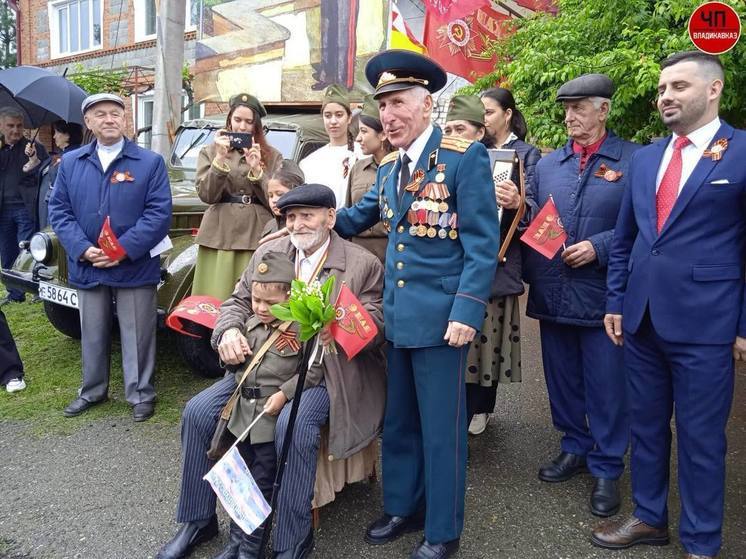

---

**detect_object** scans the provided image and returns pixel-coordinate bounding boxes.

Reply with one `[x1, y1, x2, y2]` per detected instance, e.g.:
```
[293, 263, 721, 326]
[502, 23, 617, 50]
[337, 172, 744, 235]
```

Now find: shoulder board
[380, 152, 399, 166]
[440, 136, 474, 153]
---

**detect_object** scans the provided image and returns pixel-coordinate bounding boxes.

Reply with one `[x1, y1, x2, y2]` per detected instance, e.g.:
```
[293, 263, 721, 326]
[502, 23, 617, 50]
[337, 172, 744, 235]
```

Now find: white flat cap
[82, 93, 125, 114]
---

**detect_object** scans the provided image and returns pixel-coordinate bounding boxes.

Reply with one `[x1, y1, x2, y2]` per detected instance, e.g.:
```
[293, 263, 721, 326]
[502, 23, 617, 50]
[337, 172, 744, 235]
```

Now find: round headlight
[30, 232, 52, 264]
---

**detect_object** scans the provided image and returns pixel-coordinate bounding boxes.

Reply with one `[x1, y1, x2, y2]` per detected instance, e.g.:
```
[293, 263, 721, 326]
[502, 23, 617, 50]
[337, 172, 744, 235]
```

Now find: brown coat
[194, 143, 281, 250]
[212, 231, 386, 460]
[345, 156, 388, 264]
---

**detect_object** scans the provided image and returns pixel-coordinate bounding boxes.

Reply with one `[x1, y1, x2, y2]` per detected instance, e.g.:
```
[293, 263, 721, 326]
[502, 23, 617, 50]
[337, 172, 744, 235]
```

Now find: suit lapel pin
[703, 138, 728, 161]
[111, 170, 135, 184]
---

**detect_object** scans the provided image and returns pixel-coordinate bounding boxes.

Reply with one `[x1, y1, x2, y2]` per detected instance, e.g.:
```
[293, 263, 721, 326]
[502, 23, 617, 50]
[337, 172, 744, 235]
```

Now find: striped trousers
[274, 385, 330, 552]
[175, 375, 330, 554]
[176, 374, 235, 523]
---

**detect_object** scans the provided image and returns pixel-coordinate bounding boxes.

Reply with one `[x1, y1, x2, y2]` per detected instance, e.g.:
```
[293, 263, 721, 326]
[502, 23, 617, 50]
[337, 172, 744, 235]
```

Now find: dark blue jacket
[523, 131, 640, 326]
[607, 122, 746, 344]
[48, 139, 172, 289]
[336, 126, 500, 347]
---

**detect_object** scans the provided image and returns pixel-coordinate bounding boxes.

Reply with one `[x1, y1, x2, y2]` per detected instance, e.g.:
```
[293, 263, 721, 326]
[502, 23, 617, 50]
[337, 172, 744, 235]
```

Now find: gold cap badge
[257, 263, 269, 274]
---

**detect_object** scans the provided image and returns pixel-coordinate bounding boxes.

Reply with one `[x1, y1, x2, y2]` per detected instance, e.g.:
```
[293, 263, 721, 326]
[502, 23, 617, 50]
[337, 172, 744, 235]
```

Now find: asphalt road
[1, 311, 745, 559]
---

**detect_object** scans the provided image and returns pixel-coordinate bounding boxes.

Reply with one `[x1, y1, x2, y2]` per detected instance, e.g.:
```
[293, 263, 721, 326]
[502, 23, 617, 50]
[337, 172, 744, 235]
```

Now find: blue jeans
[0, 204, 34, 301]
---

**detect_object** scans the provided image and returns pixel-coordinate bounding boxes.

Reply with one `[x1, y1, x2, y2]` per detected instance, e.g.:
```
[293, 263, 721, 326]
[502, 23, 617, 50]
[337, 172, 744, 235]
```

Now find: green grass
[0, 288, 214, 434]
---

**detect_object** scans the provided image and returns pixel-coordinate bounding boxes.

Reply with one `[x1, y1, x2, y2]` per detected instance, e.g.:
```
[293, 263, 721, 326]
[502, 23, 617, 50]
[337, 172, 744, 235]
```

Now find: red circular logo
[688, 2, 742, 55]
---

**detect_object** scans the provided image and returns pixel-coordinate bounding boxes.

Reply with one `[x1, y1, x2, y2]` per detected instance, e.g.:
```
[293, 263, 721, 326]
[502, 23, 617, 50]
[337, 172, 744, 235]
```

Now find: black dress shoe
[538, 451, 588, 482]
[365, 511, 426, 545]
[410, 538, 460, 559]
[272, 528, 313, 559]
[237, 521, 266, 559]
[63, 397, 107, 417]
[590, 478, 621, 517]
[156, 516, 219, 559]
[133, 402, 155, 422]
[213, 520, 242, 559]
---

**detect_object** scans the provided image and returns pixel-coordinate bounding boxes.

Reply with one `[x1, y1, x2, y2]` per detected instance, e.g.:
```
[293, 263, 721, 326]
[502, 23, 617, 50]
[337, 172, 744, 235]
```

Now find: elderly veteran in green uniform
[443, 95, 525, 437]
[345, 94, 395, 263]
[192, 92, 281, 301]
[335, 51, 500, 559]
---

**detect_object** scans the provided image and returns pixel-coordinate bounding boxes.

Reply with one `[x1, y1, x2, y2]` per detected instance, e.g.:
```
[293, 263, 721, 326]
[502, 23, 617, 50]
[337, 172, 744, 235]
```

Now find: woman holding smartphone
[192, 93, 281, 300]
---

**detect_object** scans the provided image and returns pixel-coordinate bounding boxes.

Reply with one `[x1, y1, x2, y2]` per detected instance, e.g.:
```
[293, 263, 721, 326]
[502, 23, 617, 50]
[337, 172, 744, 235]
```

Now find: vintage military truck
[1, 108, 328, 377]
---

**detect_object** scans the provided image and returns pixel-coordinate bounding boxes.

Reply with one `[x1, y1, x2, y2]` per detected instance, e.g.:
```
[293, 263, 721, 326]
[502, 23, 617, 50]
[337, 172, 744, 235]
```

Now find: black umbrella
[0, 65, 88, 128]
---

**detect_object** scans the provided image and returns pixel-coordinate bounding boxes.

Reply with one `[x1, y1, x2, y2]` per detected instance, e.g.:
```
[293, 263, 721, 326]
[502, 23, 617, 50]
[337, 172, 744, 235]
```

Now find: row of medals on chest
[382, 164, 460, 240]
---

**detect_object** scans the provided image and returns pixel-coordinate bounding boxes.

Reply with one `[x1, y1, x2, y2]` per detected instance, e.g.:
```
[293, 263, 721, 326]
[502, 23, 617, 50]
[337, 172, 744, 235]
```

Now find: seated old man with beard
[158, 184, 386, 559]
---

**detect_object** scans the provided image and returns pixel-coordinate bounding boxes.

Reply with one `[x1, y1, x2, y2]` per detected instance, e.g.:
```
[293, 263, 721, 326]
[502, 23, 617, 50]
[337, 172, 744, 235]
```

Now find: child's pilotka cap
[253, 252, 294, 285]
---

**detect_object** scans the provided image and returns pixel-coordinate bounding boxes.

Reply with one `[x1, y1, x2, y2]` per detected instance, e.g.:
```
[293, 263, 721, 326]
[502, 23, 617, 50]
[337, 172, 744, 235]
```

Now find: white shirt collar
[672, 116, 721, 150]
[399, 124, 434, 168]
[501, 132, 519, 147]
[97, 138, 125, 154]
[296, 236, 331, 282]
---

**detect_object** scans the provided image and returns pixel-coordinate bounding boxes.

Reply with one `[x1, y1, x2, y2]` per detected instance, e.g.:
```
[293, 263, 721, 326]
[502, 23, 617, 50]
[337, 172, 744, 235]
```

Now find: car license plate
[38, 281, 79, 309]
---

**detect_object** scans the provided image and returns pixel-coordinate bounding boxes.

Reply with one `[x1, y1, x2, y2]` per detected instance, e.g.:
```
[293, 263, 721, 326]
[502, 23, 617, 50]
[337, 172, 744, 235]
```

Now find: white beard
[290, 228, 328, 252]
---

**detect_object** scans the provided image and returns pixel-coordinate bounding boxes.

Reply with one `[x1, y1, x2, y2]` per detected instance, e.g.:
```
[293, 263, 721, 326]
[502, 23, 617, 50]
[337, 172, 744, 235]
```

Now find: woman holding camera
[192, 93, 281, 301]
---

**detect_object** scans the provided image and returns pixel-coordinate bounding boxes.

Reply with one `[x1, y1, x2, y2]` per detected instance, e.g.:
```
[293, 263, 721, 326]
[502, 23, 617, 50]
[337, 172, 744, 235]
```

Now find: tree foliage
[67, 64, 129, 96]
[0, 0, 16, 69]
[464, 0, 746, 148]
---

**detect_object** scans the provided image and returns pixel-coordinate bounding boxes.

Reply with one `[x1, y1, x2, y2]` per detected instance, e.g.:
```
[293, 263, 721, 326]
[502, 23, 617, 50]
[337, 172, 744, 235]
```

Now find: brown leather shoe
[591, 515, 670, 549]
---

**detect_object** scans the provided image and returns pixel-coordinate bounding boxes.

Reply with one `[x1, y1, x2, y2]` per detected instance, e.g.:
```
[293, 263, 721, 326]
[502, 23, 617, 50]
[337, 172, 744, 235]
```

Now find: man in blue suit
[593, 51, 746, 559]
[335, 50, 500, 559]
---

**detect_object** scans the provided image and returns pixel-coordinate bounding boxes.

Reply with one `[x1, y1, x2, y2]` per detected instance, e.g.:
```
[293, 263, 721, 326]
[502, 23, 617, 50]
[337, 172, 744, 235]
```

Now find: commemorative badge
[111, 170, 135, 184]
[704, 138, 728, 161]
[594, 164, 623, 182]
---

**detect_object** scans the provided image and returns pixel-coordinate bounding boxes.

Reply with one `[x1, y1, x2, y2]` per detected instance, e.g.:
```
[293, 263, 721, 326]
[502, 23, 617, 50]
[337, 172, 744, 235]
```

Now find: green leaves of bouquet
[271, 276, 337, 341]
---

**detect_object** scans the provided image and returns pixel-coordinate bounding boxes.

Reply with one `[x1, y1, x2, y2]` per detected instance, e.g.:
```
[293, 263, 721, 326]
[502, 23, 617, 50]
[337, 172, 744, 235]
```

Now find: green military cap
[322, 83, 350, 111]
[446, 95, 485, 126]
[253, 252, 295, 285]
[359, 94, 382, 131]
[229, 92, 267, 118]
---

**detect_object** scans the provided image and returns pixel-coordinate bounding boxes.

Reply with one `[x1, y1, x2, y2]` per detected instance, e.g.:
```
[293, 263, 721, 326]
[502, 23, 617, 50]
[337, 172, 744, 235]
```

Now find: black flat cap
[556, 73, 615, 102]
[276, 183, 336, 214]
[365, 50, 447, 99]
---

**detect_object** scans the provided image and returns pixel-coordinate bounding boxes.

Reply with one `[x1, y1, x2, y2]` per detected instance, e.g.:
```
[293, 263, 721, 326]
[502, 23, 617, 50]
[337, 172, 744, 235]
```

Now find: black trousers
[0, 308, 23, 385]
[236, 438, 277, 513]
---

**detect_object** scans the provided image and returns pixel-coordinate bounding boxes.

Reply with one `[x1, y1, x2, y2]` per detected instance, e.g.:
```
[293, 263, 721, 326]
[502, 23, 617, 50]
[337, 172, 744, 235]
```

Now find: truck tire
[175, 326, 224, 378]
[43, 302, 82, 339]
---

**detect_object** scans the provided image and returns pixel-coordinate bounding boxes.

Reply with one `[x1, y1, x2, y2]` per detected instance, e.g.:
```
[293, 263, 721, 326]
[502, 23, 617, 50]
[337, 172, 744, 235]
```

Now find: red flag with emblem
[520, 197, 568, 259]
[329, 283, 378, 361]
[97, 216, 127, 261]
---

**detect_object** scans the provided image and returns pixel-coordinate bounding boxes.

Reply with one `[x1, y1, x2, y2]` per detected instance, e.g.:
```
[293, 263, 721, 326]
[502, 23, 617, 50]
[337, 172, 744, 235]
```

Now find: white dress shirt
[295, 236, 331, 283]
[656, 117, 721, 194]
[299, 144, 361, 210]
[398, 124, 434, 192]
[97, 138, 124, 172]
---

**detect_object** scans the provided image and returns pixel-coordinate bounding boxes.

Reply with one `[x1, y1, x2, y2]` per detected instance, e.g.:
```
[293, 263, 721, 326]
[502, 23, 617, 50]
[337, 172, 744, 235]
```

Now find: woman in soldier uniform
[445, 93, 541, 436]
[345, 95, 394, 263]
[299, 84, 360, 210]
[192, 93, 282, 301]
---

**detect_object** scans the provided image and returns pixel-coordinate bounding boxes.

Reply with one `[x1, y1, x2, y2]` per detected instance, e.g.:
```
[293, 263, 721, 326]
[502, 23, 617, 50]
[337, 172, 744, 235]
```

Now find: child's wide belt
[241, 385, 280, 399]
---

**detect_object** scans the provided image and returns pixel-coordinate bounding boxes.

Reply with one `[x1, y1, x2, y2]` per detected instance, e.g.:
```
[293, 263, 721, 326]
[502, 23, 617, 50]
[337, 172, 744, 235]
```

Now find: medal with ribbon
[593, 163, 623, 182]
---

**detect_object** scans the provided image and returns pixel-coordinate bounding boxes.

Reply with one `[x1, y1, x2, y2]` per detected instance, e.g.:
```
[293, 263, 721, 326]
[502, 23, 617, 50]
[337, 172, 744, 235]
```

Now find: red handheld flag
[329, 283, 378, 361]
[97, 216, 127, 261]
[520, 197, 567, 259]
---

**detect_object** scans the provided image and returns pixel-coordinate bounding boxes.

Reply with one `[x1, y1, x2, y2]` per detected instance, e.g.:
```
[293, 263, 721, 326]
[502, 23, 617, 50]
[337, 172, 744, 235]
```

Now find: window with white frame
[49, 0, 103, 58]
[134, 0, 200, 42]
[135, 92, 204, 149]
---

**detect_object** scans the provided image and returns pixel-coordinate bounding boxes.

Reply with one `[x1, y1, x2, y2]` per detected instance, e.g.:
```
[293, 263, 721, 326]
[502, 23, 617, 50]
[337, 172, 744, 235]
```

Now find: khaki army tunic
[194, 142, 280, 251]
[227, 316, 323, 444]
[346, 156, 388, 264]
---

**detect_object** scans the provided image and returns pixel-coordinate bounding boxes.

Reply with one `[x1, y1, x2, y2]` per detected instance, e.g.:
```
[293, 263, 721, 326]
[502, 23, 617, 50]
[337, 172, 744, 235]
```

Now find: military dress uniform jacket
[346, 156, 388, 263]
[335, 126, 500, 348]
[194, 142, 279, 251]
[227, 317, 323, 444]
[522, 131, 640, 327]
[212, 232, 386, 460]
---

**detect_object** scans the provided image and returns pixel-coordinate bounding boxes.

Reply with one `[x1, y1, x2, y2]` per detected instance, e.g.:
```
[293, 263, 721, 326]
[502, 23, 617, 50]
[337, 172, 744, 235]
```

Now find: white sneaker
[468, 413, 490, 435]
[6, 378, 26, 393]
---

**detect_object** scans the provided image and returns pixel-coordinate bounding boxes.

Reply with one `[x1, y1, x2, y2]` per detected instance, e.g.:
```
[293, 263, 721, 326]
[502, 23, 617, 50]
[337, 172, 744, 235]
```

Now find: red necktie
[656, 136, 691, 233]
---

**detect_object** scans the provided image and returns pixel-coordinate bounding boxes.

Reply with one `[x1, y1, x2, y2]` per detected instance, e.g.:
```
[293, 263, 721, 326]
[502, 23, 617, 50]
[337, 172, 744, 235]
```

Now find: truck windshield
[171, 127, 299, 170]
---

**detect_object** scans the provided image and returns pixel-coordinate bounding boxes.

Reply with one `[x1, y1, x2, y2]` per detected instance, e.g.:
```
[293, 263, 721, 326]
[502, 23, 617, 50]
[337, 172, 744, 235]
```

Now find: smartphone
[225, 132, 253, 150]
